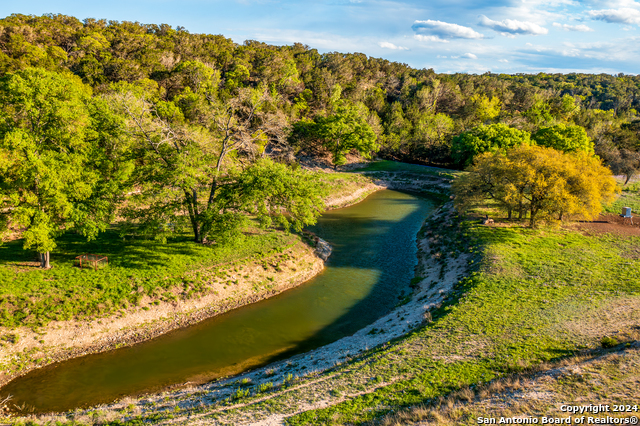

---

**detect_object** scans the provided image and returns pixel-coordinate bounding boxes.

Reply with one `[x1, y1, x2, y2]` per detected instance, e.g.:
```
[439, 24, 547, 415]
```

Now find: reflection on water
[0, 190, 436, 413]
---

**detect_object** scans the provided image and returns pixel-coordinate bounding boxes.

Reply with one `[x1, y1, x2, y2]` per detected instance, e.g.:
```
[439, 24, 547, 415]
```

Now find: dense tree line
[0, 13, 639, 263]
[0, 14, 638, 171]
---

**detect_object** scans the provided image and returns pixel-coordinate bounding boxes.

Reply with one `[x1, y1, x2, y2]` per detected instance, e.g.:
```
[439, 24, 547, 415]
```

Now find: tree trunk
[507, 208, 512, 220]
[529, 208, 537, 228]
[184, 191, 202, 243]
[40, 252, 50, 269]
[189, 211, 202, 243]
[517, 193, 525, 220]
[193, 222, 202, 243]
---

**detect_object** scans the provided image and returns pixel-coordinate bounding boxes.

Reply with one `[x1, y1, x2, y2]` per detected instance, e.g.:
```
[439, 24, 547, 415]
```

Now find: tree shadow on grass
[0, 228, 205, 272]
[0, 190, 443, 413]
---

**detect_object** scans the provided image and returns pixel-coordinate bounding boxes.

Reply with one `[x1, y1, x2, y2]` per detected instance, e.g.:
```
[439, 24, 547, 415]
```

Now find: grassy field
[278, 214, 640, 425]
[0, 169, 374, 330]
[0, 228, 298, 328]
[315, 171, 376, 205]
[603, 181, 640, 215]
[378, 342, 640, 425]
[355, 160, 457, 178]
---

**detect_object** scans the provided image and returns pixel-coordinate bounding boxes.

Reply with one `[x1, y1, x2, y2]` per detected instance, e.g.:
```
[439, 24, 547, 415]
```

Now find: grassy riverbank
[283, 217, 640, 425]
[280, 177, 639, 424]
[0, 171, 369, 329]
[0, 230, 299, 328]
[3, 162, 639, 425]
[0, 169, 377, 391]
[44, 176, 635, 426]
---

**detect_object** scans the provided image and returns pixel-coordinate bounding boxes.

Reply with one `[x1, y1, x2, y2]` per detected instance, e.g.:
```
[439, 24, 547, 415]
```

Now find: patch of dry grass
[376, 343, 640, 426]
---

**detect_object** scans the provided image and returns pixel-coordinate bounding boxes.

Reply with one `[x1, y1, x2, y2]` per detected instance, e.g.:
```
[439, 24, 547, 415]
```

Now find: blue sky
[2, 0, 640, 74]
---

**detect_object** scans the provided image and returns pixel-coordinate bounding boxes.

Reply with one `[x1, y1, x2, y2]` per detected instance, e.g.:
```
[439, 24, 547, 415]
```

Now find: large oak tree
[453, 145, 618, 227]
[113, 71, 323, 244]
[0, 68, 131, 267]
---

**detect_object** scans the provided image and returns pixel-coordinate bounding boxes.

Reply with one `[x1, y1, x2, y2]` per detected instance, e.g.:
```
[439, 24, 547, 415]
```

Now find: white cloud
[412, 19, 485, 39]
[450, 53, 478, 59]
[499, 59, 509, 62]
[478, 15, 549, 35]
[413, 34, 450, 43]
[249, 29, 365, 52]
[589, 8, 640, 24]
[378, 41, 409, 50]
[552, 22, 595, 31]
[518, 37, 640, 64]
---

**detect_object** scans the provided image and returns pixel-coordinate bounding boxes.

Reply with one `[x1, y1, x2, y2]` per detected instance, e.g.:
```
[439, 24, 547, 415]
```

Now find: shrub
[600, 336, 618, 348]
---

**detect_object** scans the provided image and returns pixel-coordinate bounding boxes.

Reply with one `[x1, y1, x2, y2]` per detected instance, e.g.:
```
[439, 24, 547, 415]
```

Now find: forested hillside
[1, 14, 640, 424]
[1, 13, 639, 174]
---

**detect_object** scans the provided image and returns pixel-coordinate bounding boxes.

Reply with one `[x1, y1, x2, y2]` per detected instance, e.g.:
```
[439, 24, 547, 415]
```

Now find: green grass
[314, 171, 366, 183]
[103, 208, 637, 426]
[312, 171, 378, 207]
[5, 163, 638, 425]
[283, 212, 640, 425]
[0, 168, 377, 329]
[356, 160, 458, 178]
[0, 228, 298, 328]
[315, 171, 372, 198]
[78, 167, 637, 425]
[603, 181, 640, 215]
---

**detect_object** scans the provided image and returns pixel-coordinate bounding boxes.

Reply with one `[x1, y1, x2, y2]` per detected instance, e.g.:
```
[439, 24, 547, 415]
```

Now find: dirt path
[574, 213, 640, 236]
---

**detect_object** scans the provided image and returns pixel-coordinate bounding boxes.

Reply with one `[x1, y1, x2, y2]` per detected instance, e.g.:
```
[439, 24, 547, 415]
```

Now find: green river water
[1, 189, 436, 413]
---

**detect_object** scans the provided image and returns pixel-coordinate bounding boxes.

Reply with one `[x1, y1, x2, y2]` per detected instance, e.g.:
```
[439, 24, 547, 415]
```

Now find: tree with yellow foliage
[453, 145, 618, 227]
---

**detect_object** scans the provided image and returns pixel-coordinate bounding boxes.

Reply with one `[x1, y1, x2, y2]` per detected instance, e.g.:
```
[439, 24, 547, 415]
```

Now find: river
[1, 189, 436, 413]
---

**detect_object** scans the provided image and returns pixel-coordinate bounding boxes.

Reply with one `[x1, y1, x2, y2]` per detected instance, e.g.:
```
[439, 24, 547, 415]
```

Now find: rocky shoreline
[1, 170, 453, 421]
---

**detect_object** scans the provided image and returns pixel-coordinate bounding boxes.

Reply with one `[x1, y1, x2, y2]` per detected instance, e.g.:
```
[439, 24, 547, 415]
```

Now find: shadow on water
[269, 195, 434, 356]
[0, 190, 438, 414]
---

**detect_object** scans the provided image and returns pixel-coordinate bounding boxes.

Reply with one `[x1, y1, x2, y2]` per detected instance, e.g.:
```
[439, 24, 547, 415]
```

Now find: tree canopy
[453, 145, 618, 227]
[532, 124, 594, 154]
[0, 68, 131, 267]
[451, 124, 531, 166]
[0, 13, 639, 265]
[0, 14, 637, 173]
[309, 98, 378, 167]
[216, 158, 325, 234]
